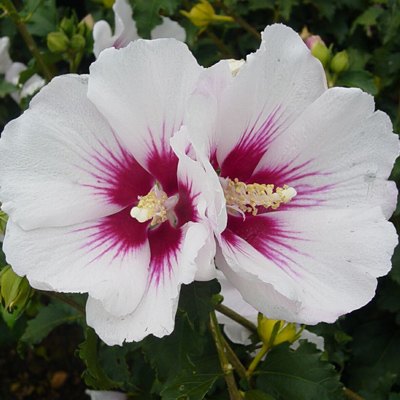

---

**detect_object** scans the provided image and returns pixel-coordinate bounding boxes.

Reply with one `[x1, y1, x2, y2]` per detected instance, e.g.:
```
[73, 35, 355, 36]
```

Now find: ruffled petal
[151, 16, 186, 42]
[251, 87, 399, 218]
[217, 206, 397, 324]
[215, 24, 327, 181]
[87, 39, 203, 193]
[0, 74, 152, 229]
[86, 221, 209, 345]
[4, 208, 151, 317]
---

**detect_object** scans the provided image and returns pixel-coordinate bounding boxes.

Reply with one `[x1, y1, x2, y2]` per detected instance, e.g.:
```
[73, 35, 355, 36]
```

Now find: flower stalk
[215, 303, 257, 333]
[1, 0, 53, 81]
[209, 310, 242, 400]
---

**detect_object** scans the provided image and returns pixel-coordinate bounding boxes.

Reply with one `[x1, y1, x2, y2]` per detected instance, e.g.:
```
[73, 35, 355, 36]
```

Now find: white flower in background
[0, 36, 45, 103]
[187, 24, 399, 326]
[86, 390, 127, 400]
[93, 0, 186, 58]
[0, 39, 217, 345]
[217, 272, 324, 350]
[0, 37, 12, 73]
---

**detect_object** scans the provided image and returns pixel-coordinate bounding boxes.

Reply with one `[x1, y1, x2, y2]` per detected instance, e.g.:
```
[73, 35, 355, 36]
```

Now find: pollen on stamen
[222, 178, 297, 217]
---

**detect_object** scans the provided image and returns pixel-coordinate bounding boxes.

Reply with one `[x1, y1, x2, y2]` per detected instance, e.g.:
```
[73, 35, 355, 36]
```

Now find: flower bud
[227, 59, 245, 77]
[47, 31, 70, 53]
[309, 40, 330, 68]
[257, 314, 297, 348]
[70, 34, 86, 52]
[330, 50, 349, 74]
[60, 16, 77, 37]
[181, 0, 233, 29]
[0, 266, 33, 312]
[78, 14, 95, 35]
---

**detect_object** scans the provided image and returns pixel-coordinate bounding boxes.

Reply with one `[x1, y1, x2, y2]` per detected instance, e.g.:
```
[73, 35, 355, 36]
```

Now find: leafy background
[0, 0, 400, 399]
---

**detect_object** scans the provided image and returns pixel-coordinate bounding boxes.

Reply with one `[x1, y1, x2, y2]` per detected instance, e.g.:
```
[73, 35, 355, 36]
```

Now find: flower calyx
[130, 185, 178, 227]
[221, 178, 296, 217]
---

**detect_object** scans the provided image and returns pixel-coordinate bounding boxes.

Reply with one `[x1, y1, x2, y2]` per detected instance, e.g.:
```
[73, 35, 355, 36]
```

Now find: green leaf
[256, 342, 345, 400]
[350, 6, 385, 34]
[25, 0, 58, 37]
[161, 352, 222, 400]
[142, 315, 205, 383]
[20, 300, 82, 345]
[179, 280, 221, 334]
[336, 69, 378, 95]
[78, 327, 120, 390]
[245, 390, 276, 400]
[0, 79, 17, 99]
[128, 0, 162, 38]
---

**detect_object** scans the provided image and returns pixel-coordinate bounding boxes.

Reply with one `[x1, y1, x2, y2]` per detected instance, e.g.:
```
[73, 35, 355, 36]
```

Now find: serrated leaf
[336, 69, 378, 95]
[78, 327, 120, 390]
[142, 315, 205, 383]
[256, 342, 345, 400]
[245, 390, 276, 400]
[161, 351, 222, 400]
[20, 300, 82, 345]
[25, 0, 58, 37]
[179, 280, 221, 334]
[129, 0, 162, 38]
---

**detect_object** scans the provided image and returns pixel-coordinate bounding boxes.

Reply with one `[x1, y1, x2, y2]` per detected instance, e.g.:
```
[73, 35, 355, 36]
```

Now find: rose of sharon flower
[0, 39, 217, 345]
[188, 24, 399, 325]
[93, 0, 186, 58]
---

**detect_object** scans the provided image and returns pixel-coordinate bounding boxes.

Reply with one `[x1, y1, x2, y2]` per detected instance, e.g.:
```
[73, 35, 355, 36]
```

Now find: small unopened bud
[257, 314, 297, 348]
[78, 14, 95, 36]
[227, 59, 245, 77]
[310, 41, 330, 68]
[103, 0, 115, 8]
[0, 266, 33, 312]
[330, 50, 349, 74]
[70, 34, 86, 52]
[47, 32, 70, 53]
[181, 0, 233, 29]
[60, 16, 77, 37]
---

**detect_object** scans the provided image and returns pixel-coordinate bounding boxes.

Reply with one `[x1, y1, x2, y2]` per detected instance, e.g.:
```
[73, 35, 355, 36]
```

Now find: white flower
[85, 390, 127, 400]
[93, 0, 186, 58]
[0, 36, 45, 103]
[0, 39, 217, 345]
[187, 24, 399, 326]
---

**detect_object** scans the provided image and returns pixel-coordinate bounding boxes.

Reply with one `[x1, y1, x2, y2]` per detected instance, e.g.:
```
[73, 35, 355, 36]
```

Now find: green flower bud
[0, 266, 33, 312]
[330, 50, 349, 74]
[78, 14, 95, 37]
[60, 15, 77, 37]
[47, 31, 70, 53]
[311, 42, 330, 68]
[70, 34, 86, 52]
[257, 314, 297, 348]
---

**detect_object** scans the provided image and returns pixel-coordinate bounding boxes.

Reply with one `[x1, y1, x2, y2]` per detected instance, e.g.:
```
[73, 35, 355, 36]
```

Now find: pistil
[221, 178, 296, 217]
[130, 185, 178, 227]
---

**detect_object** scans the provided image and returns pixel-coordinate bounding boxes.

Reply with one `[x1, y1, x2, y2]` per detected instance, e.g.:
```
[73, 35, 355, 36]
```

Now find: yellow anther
[222, 178, 296, 217]
[130, 188, 168, 227]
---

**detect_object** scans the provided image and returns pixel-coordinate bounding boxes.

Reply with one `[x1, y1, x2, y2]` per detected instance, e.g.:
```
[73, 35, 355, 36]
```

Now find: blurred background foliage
[1, 0, 400, 399]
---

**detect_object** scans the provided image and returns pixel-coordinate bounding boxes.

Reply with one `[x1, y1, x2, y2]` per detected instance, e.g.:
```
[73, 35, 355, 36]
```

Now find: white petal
[0, 74, 151, 230]
[4, 211, 150, 317]
[87, 39, 202, 173]
[0, 37, 12, 73]
[151, 16, 186, 42]
[215, 24, 327, 180]
[252, 87, 399, 219]
[85, 390, 127, 400]
[86, 222, 209, 345]
[291, 329, 325, 351]
[217, 206, 397, 324]
[93, 0, 139, 58]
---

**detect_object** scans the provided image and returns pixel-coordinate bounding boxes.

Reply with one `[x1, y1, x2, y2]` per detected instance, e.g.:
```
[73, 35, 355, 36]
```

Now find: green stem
[343, 388, 366, 400]
[247, 344, 268, 375]
[215, 303, 257, 333]
[209, 310, 242, 400]
[222, 336, 247, 379]
[214, 1, 261, 41]
[1, 0, 52, 81]
[38, 290, 85, 314]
